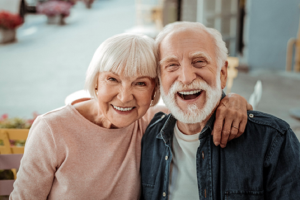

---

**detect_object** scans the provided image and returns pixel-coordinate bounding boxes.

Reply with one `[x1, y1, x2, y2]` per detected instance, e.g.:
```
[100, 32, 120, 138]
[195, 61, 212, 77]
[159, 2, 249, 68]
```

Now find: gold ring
[232, 126, 239, 129]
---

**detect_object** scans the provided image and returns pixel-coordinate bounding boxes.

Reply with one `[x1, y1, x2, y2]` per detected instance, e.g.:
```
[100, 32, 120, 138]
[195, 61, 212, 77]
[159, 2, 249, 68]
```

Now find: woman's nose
[117, 87, 134, 103]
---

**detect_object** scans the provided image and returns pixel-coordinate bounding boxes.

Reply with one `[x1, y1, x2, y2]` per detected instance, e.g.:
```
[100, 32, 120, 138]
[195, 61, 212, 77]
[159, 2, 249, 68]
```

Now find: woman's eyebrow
[135, 76, 152, 80]
[190, 51, 212, 62]
[159, 55, 179, 65]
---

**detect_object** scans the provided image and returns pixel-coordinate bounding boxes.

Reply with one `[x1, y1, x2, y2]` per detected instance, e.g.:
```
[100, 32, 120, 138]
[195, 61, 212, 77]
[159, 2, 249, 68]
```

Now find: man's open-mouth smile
[177, 89, 202, 100]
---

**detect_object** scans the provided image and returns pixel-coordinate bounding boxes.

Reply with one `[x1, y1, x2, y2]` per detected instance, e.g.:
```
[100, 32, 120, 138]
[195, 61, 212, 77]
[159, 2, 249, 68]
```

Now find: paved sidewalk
[229, 70, 300, 140]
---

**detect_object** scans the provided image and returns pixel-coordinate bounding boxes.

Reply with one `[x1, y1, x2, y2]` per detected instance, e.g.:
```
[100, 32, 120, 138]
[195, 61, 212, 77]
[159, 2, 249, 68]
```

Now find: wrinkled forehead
[159, 28, 215, 59]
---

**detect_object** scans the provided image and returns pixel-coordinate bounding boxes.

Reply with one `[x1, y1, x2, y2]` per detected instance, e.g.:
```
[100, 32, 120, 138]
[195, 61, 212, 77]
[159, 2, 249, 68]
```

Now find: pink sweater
[10, 105, 163, 200]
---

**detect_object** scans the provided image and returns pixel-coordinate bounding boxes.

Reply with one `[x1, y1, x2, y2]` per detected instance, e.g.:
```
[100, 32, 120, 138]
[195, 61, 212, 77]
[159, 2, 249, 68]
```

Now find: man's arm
[264, 128, 300, 199]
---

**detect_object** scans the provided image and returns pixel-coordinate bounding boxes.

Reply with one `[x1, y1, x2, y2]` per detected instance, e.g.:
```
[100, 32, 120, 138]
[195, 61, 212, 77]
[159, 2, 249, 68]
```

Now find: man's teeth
[113, 105, 134, 111]
[178, 90, 202, 95]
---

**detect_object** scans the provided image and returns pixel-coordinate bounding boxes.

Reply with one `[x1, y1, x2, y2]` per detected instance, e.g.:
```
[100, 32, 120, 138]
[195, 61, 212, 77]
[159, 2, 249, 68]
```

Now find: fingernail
[220, 144, 226, 148]
[214, 142, 219, 146]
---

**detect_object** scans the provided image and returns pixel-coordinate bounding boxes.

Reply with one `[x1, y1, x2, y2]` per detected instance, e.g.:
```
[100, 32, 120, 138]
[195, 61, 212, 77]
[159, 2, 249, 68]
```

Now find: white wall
[0, 0, 21, 14]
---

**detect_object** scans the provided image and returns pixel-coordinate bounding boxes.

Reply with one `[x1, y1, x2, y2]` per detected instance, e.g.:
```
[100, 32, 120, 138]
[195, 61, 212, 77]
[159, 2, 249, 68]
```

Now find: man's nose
[117, 86, 134, 103]
[178, 65, 197, 85]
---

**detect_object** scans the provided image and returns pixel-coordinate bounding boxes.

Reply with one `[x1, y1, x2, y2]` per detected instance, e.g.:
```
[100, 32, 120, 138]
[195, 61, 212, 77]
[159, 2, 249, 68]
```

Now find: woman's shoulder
[39, 105, 72, 121]
[35, 105, 79, 130]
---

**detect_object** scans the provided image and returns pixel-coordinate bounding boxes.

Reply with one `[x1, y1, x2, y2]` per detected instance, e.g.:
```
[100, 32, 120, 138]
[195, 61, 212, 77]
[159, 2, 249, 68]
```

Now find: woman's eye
[108, 77, 117, 82]
[169, 63, 178, 67]
[136, 82, 146, 86]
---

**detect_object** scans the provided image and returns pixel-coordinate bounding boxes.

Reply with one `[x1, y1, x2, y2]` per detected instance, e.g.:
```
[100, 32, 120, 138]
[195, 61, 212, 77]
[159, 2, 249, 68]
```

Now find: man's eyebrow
[159, 55, 179, 65]
[190, 52, 212, 62]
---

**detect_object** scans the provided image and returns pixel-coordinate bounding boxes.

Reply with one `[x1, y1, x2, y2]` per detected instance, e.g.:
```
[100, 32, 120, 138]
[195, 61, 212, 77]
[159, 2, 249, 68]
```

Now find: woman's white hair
[85, 33, 161, 106]
[155, 21, 228, 71]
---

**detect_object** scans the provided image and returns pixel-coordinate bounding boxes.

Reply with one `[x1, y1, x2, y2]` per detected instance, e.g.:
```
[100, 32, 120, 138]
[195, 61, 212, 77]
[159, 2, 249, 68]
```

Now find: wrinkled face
[96, 71, 155, 128]
[159, 29, 227, 123]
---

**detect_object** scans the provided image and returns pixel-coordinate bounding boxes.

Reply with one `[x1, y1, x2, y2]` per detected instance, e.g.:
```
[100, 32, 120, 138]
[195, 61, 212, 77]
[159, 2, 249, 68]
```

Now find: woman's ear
[150, 78, 161, 106]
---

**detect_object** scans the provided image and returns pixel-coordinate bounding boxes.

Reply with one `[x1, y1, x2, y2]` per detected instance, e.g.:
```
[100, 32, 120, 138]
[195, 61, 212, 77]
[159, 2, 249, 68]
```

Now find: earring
[150, 100, 154, 106]
[152, 91, 156, 100]
[95, 87, 98, 95]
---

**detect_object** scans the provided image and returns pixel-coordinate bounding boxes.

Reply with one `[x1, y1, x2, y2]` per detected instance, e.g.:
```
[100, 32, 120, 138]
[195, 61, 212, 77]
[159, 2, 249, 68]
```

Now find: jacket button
[202, 151, 204, 159]
[249, 113, 254, 118]
[161, 115, 165, 119]
[163, 192, 166, 197]
[165, 156, 168, 160]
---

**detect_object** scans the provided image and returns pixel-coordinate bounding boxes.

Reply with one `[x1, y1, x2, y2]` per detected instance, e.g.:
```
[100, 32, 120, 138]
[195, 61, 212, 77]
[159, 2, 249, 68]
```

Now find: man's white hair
[85, 33, 160, 106]
[155, 21, 228, 71]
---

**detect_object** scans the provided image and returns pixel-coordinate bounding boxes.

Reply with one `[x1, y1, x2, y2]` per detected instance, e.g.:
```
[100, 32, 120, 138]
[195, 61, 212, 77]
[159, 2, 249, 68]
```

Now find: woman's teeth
[113, 105, 134, 111]
[178, 90, 202, 95]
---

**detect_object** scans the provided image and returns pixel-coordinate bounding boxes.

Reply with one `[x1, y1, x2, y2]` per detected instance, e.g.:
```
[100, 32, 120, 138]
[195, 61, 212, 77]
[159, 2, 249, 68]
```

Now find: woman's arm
[10, 117, 57, 200]
[213, 93, 252, 148]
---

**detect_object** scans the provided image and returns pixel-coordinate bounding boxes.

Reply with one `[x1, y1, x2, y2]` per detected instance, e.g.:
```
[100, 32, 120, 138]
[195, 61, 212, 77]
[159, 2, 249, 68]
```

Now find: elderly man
[140, 22, 300, 200]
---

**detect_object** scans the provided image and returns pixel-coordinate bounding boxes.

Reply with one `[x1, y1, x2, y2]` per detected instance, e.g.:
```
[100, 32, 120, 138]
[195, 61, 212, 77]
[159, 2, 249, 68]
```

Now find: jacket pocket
[225, 190, 264, 200]
[141, 183, 154, 199]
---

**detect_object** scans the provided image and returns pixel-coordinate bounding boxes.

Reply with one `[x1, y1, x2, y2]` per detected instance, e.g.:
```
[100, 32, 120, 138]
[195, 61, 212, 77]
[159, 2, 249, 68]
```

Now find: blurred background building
[0, 0, 300, 138]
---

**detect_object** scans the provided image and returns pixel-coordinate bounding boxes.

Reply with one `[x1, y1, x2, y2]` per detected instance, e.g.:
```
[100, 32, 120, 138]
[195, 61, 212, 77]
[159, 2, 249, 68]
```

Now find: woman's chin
[111, 120, 134, 128]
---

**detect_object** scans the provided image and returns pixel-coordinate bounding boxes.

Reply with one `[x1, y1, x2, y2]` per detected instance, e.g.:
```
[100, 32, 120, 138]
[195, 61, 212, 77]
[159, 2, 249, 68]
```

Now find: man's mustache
[168, 80, 209, 96]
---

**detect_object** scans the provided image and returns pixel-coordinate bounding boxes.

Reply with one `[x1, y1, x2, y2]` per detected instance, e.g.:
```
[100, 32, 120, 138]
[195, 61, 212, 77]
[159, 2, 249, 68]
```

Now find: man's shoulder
[246, 110, 291, 135]
[143, 111, 170, 138]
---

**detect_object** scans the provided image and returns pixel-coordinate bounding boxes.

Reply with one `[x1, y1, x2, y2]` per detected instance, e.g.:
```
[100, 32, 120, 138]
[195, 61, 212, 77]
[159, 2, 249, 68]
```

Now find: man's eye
[165, 63, 179, 72]
[193, 60, 206, 68]
[136, 82, 146, 86]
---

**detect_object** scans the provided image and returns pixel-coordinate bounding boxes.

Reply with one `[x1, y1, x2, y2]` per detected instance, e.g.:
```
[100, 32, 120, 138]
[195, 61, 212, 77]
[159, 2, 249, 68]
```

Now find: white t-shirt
[168, 122, 200, 200]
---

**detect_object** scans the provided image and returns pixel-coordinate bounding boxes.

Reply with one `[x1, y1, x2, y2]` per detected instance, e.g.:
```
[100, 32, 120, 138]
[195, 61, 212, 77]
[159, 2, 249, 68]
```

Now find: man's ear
[220, 61, 228, 89]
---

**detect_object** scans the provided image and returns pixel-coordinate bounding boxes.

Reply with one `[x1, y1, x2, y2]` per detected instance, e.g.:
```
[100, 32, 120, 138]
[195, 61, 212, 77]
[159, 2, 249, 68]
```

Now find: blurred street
[0, 0, 300, 139]
[0, 0, 136, 118]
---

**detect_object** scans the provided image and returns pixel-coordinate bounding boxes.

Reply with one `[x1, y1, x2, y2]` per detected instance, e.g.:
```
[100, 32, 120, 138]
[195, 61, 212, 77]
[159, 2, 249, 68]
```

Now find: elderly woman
[10, 33, 250, 199]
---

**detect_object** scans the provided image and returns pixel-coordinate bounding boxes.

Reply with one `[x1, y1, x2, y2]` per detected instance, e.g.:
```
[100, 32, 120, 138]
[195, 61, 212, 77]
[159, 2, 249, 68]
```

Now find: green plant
[0, 113, 38, 129]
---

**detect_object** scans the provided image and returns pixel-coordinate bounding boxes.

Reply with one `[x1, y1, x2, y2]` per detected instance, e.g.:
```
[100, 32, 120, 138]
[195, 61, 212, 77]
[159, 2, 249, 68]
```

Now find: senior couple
[10, 22, 300, 200]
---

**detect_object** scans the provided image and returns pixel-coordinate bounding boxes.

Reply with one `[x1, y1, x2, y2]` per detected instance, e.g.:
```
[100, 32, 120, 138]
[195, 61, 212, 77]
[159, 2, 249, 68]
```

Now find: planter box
[47, 15, 65, 25]
[0, 29, 16, 44]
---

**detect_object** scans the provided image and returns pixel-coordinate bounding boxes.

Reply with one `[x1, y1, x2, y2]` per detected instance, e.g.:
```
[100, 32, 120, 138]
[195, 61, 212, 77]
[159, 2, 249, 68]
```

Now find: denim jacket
[140, 110, 300, 200]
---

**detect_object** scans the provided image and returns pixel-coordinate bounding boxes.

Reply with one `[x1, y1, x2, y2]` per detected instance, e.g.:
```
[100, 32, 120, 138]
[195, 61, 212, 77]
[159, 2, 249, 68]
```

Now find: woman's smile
[112, 105, 135, 112]
[111, 105, 136, 115]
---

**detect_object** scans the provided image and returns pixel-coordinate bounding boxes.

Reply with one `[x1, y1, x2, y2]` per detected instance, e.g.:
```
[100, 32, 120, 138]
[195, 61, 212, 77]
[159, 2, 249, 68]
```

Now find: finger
[228, 120, 240, 141]
[237, 115, 247, 137]
[212, 117, 224, 146]
[220, 117, 233, 148]
[247, 103, 253, 111]
[212, 109, 226, 146]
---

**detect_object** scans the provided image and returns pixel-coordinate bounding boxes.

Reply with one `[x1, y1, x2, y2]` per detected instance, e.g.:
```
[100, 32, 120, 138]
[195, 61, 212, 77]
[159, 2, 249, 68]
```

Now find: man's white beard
[160, 78, 222, 124]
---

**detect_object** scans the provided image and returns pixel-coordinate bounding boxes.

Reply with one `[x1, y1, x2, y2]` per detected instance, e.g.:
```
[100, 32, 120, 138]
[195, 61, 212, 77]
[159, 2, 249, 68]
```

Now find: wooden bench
[0, 129, 28, 196]
[0, 154, 23, 196]
[0, 129, 29, 154]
